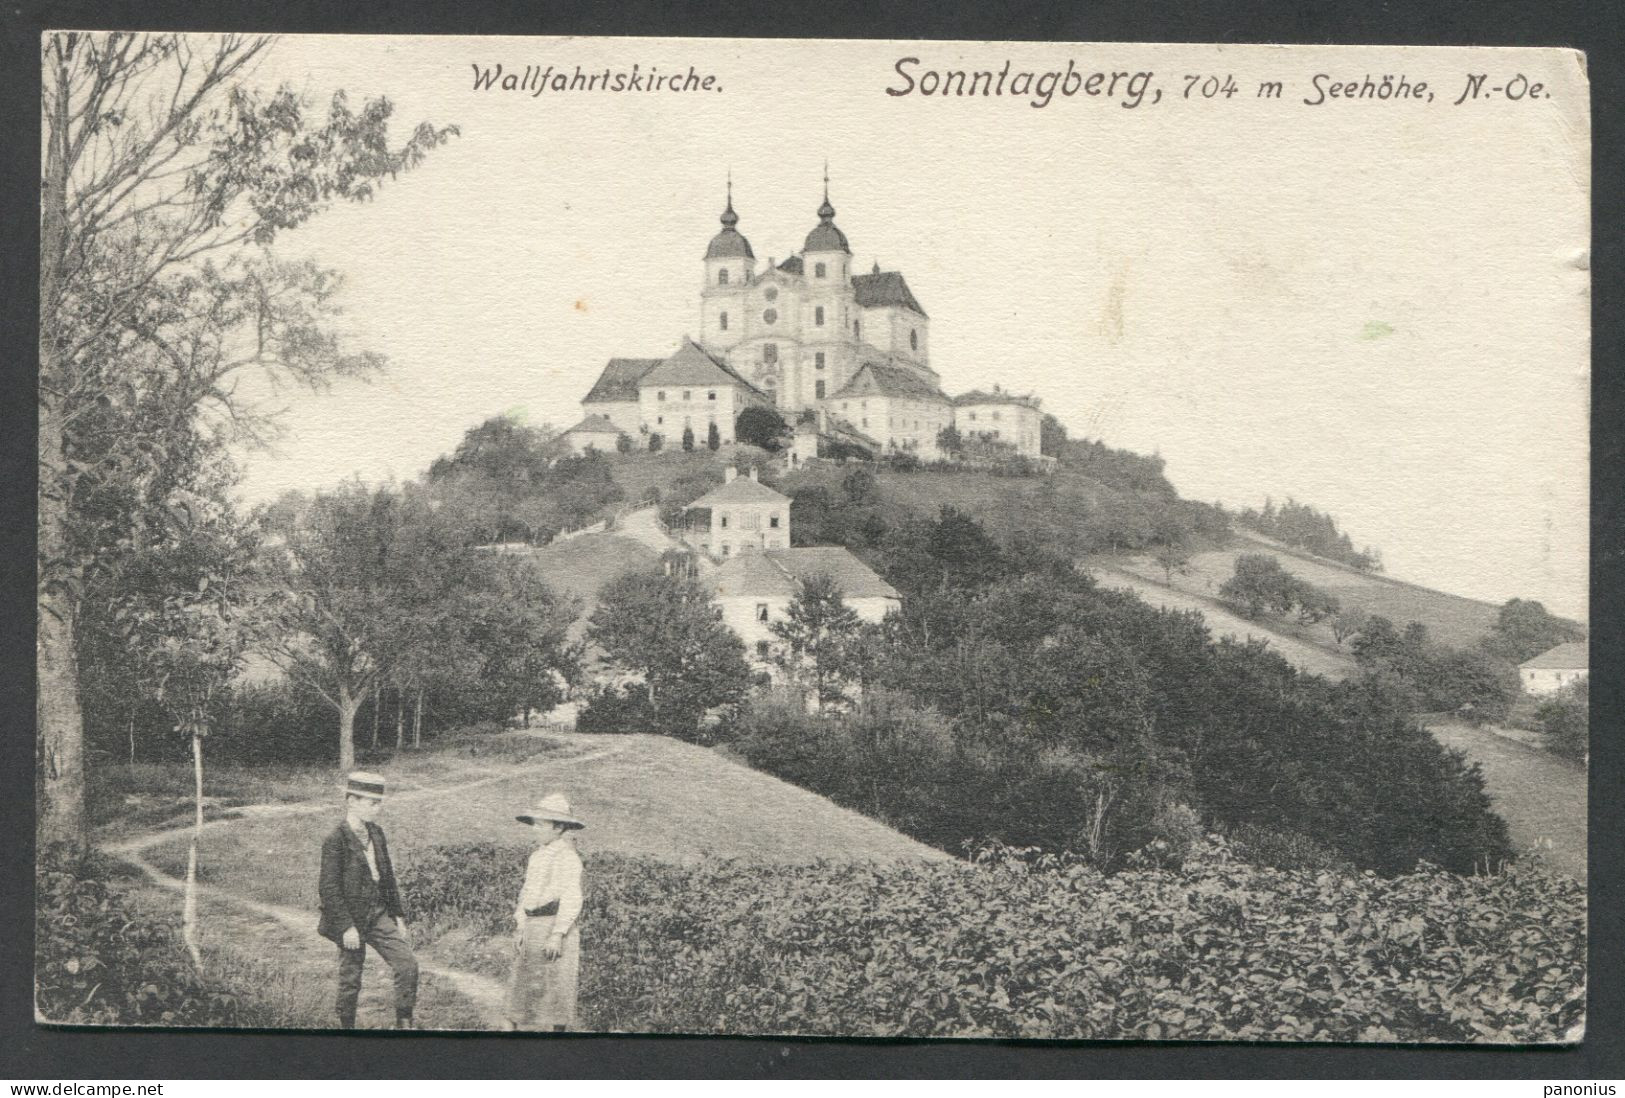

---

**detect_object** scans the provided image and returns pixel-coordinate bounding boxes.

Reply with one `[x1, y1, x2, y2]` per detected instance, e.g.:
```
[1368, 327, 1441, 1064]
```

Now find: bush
[647, 433, 663, 453]
[401, 838, 1585, 1041]
[36, 857, 261, 1026]
[1536, 678, 1588, 760]
[576, 684, 657, 733]
[736, 406, 789, 452]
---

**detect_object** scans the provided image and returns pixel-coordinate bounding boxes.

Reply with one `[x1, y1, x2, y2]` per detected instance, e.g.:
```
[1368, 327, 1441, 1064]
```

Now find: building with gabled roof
[709, 544, 900, 667]
[580, 357, 661, 434]
[1519, 641, 1588, 696]
[954, 386, 1045, 459]
[635, 338, 770, 450]
[827, 359, 953, 459]
[683, 466, 789, 557]
[559, 413, 622, 455]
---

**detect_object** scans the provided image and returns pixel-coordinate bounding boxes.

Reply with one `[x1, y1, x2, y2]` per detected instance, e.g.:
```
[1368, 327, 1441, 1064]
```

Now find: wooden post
[183, 723, 205, 970]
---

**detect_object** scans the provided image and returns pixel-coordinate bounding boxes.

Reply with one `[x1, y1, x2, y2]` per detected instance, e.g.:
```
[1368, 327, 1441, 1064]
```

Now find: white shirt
[348, 818, 379, 880]
[514, 837, 584, 936]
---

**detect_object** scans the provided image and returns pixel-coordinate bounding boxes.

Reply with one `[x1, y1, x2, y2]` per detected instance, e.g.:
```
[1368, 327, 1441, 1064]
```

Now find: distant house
[580, 357, 661, 435]
[710, 546, 900, 666]
[636, 338, 771, 447]
[954, 387, 1044, 459]
[1519, 642, 1588, 695]
[558, 414, 621, 456]
[827, 359, 953, 459]
[683, 466, 790, 557]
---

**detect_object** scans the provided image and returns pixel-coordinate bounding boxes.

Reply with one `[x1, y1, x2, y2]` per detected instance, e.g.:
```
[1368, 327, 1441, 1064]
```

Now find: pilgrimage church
[571, 176, 1044, 463]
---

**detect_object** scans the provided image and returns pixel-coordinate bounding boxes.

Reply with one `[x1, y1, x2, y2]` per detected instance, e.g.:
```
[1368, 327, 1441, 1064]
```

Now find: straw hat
[516, 792, 585, 830]
[345, 771, 387, 801]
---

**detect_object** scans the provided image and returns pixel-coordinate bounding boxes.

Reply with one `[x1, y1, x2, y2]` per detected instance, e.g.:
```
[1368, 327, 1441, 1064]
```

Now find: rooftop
[640, 339, 766, 396]
[954, 388, 1042, 409]
[1520, 641, 1588, 670]
[712, 546, 900, 600]
[563, 414, 620, 435]
[688, 474, 790, 509]
[583, 358, 662, 404]
[830, 360, 948, 403]
[851, 270, 927, 318]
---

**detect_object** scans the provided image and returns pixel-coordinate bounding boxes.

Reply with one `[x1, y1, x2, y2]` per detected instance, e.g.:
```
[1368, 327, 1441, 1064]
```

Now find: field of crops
[402, 837, 1585, 1042]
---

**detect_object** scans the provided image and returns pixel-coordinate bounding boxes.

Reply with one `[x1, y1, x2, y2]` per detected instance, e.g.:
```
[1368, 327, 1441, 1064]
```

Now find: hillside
[1117, 533, 1509, 650]
[515, 533, 660, 638]
[138, 733, 947, 913]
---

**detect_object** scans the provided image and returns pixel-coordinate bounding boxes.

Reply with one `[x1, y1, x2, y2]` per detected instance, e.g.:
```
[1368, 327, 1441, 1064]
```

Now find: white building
[634, 338, 769, 448]
[1519, 642, 1587, 696]
[711, 546, 901, 667]
[683, 466, 790, 558]
[697, 177, 942, 416]
[579, 357, 661, 435]
[558, 414, 621, 455]
[827, 361, 954, 459]
[954, 388, 1044, 459]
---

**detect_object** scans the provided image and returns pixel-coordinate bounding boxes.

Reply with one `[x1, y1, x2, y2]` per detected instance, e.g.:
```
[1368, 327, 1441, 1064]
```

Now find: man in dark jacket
[319, 771, 419, 1029]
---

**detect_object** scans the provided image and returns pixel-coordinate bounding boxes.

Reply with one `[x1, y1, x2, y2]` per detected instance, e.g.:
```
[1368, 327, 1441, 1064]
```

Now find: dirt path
[102, 738, 629, 1030]
[1429, 721, 1587, 881]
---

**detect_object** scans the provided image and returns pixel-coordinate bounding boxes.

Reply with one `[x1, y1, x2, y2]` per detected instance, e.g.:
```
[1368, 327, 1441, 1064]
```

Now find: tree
[38, 32, 456, 853]
[1039, 413, 1068, 458]
[735, 406, 789, 451]
[648, 433, 664, 453]
[1536, 677, 1588, 761]
[1479, 598, 1585, 664]
[1331, 605, 1370, 646]
[681, 425, 695, 452]
[114, 485, 260, 965]
[587, 569, 751, 739]
[616, 432, 634, 454]
[936, 423, 964, 457]
[260, 483, 405, 771]
[770, 574, 864, 711]
[707, 422, 721, 451]
[1152, 542, 1192, 586]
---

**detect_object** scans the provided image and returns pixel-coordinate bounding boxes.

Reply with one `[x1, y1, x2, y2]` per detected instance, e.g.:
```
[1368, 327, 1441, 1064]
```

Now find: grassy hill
[140, 732, 946, 913]
[1119, 533, 1508, 649]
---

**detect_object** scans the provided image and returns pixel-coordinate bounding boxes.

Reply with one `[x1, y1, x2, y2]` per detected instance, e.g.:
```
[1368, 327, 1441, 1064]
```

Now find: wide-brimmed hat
[345, 771, 387, 801]
[516, 792, 585, 830]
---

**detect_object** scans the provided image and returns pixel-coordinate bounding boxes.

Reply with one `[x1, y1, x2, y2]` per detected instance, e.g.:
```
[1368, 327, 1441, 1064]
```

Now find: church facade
[578, 180, 1043, 465]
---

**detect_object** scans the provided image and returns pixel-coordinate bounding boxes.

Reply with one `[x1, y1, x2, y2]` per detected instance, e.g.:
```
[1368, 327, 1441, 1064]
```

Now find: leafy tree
[707, 422, 721, 451]
[735, 406, 790, 451]
[1039, 413, 1068, 457]
[936, 423, 964, 456]
[681, 425, 696, 452]
[648, 433, 664, 453]
[842, 467, 879, 506]
[1295, 586, 1341, 624]
[1235, 497, 1382, 572]
[1152, 542, 1192, 585]
[1331, 605, 1370, 646]
[1479, 598, 1585, 664]
[1536, 678, 1588, 760]
[587, 569, 751, 739]
[616, 432, 634, 454]
[770, 574, 864, 711]
[37, 31, 455, 853]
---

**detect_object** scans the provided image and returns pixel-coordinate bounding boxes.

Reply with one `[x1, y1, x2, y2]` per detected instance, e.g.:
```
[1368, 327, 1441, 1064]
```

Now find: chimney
[725, 466, 737, 484]
[748, 466, 758, 482]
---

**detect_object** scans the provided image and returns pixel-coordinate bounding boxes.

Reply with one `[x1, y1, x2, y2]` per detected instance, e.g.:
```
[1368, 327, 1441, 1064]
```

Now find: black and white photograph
[35, 33, 1590, 1042]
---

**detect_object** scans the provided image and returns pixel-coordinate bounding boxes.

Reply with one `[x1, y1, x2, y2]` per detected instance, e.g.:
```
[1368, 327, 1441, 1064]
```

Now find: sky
[227, 37, 1590, 620]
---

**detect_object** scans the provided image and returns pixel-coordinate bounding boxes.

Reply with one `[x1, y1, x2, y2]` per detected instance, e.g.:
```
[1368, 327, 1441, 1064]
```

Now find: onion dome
[804, 166, 851, 254]
[706, 181, 754, 260]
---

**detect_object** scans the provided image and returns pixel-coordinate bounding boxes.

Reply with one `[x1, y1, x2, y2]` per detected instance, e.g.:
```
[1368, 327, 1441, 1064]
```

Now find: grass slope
[140, 733, 945, 914]
[1120, 534, 1507, 650]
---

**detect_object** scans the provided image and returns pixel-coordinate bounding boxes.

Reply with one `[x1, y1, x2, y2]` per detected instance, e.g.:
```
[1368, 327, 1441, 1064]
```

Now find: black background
[3, 0, 1621, 1080]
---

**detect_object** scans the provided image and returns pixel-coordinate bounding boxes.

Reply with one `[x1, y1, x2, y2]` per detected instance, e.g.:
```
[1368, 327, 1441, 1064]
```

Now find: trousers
[336, 908, 419, 1024]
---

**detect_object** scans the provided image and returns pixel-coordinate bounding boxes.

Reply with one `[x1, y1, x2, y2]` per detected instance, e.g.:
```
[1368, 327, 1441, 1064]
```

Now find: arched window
[815, 306, 825, 326]
[815, 262, 826, 279]
[718, 269, 730, 285]
[910, 329, 918, 351]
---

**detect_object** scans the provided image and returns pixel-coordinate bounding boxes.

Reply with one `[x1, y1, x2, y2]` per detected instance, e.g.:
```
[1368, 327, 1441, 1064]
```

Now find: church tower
[799, 167, 856, 407]
[700, 179, 751, 355]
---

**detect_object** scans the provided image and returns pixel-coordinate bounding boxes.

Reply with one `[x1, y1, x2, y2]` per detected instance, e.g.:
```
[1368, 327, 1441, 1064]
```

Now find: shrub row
[400, 838, 1584, 1042]
[36, 859, 261, 1026]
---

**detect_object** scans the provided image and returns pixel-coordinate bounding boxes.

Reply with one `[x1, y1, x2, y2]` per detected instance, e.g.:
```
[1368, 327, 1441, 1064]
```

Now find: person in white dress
[506, 793, 585, 1031]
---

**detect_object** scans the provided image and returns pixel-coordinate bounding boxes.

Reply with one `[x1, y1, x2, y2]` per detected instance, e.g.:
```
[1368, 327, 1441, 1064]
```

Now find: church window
[756, 603, 770, 622]
[763, 308, 778, 324]
[720, 312, 729, 331]
[815, 262, 826, 279]
[815, 353, 825, 370]
[719, 269, 730, 285]
[765, 287, 779, 302]
[708, 390, 717, 401]
[910, 329, 918, 351]
[816, 380, 826, 399]
[764, 344, 778, 364]
[720, 513, 729, 529]
[815, 306, 825, 326]
[656, 416, 664, 425]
